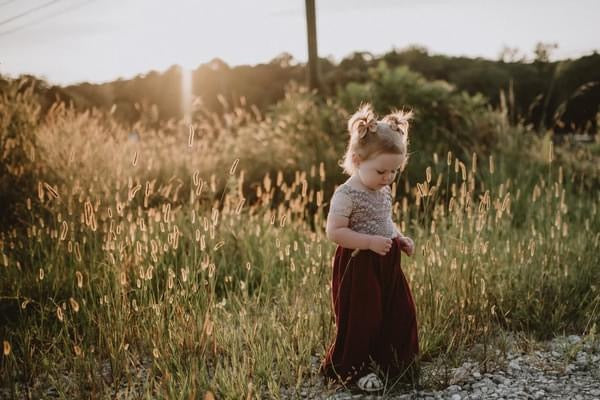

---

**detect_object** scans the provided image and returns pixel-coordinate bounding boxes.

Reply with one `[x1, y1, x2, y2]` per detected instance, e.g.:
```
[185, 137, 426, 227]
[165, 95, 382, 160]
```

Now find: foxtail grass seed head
[426, 167, 432, 183]
[489, 155, 495, 174]
[56, 306, 64, 322]
[235, 198, 246, 214]
[460, 162, 467, 180]
[39, 268, 44, 281]
[76, 271, 83, 288]
[229, 158, 239, 175]
[194, 179, 204, 196]
[317, 190, 323, 206]
[204, 319, 214, 336]
[37, 181, 44, 201]
[129, 184, 141, 201]
[132, 151, 138, 166]
[74, 345, 82, 357]
[3, 340, 11, 356]
[188, 124, 195, 147]
[74, 242, 82, 262]
[69, 297, 80, 313]
[44, 182, 59, 199]
[60, 221, 68, 241]
[447, 151, 452, 166]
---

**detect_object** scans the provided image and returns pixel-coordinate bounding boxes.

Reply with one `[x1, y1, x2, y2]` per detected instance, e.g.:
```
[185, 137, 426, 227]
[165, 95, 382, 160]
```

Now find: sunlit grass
[0, 79, 599, 398]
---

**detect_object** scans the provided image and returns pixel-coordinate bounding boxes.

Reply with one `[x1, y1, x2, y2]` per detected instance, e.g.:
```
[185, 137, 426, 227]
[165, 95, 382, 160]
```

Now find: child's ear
[351, 152, 361, 166]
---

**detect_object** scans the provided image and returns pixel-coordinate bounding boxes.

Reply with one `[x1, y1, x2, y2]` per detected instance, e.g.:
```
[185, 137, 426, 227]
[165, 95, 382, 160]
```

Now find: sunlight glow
[181, 67, 192, 124]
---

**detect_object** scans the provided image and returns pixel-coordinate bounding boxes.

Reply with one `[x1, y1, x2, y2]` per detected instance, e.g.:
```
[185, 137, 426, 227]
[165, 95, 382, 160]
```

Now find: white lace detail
[329, 183, 397, 238]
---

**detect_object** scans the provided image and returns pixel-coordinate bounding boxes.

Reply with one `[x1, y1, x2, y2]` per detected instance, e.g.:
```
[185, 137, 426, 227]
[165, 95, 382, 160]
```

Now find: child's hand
[398, 236, 415, 256]
[368, 235, 393, 256]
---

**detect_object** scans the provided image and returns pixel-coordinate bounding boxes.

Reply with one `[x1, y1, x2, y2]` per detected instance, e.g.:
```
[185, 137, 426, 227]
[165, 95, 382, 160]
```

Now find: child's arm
[393, 225, 415, 256]
[327, 189, 392, 255]
[326, 214, 392, 255]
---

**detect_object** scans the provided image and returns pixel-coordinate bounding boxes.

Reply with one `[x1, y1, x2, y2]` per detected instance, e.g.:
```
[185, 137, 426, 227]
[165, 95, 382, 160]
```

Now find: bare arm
[326, 213, 373, 250]
[326, 188, 393, 255]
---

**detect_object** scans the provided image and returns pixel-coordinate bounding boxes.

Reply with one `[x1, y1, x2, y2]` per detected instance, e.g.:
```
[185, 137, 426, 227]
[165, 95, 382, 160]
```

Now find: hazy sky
[0, 0, 598, 85]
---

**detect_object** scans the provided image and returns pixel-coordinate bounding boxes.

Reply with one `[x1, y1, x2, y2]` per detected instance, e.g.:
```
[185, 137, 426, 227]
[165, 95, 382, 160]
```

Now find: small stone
[533, 390, 545, 399]
[568, 335, 581, 344]
[472, 371, 481, 379]
[446, 385, 461, 393]
[452, 367, 469, 384]
[546, 383, 559, 393]
[508, 360, 521, 371]
[451, 394, 461, 400]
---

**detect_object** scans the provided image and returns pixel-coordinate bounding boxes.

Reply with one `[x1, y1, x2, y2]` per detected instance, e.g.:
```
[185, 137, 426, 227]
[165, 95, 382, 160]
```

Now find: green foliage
[338, 62, 504, 178]
[33, 49, 598, 136]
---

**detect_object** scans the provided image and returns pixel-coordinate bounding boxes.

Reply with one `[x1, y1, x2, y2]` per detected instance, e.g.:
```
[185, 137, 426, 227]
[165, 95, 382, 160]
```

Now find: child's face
[354, 152, 404, 191]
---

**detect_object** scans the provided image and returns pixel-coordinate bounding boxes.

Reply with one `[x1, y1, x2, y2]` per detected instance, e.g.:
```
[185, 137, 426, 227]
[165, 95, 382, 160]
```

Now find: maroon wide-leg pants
[320, 236, 419, 385]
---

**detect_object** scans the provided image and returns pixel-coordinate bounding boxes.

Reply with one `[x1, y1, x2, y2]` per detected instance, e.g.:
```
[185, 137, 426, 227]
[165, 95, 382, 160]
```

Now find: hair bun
[348, 103, 378, 139]
[382, 109, 413, 136]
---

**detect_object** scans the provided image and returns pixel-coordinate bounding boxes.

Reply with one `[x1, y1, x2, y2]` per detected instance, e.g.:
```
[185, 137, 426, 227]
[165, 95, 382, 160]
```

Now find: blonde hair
[341, 103, 413, 175]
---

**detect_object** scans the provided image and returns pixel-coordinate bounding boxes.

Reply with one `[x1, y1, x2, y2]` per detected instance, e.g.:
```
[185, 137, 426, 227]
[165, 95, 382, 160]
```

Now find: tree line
[2, 45, 598, 134]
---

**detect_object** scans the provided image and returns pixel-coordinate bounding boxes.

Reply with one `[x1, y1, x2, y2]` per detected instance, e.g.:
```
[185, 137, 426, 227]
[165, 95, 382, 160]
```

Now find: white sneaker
[357, 372, 384, 392]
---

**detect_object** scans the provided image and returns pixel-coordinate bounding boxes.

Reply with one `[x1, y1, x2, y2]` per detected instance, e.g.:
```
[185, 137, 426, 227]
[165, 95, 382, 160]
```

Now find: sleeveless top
[328, 181, 398, 238]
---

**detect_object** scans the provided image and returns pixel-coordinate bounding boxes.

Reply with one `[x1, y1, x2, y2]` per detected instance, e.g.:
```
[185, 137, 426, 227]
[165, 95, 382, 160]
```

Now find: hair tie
[348, 103, 378, 139]
[382, 110, 413, 136]
[356, 119, 378, 139]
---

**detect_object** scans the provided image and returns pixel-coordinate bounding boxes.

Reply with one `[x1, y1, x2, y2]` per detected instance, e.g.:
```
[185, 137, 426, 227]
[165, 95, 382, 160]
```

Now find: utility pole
[305, 0, 320, 92]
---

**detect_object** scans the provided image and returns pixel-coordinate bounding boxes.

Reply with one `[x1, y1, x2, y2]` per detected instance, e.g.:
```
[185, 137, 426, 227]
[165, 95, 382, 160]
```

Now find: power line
[0, 0, 63, 27]
[0, 0, 95, 37]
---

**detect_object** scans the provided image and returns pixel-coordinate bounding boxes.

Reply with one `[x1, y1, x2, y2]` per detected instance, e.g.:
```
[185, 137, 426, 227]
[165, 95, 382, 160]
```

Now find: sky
[0, 0, 598, 86]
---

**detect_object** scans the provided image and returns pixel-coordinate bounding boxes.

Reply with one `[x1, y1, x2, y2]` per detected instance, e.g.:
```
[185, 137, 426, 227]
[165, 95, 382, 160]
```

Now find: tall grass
[0, 78, 599, 398]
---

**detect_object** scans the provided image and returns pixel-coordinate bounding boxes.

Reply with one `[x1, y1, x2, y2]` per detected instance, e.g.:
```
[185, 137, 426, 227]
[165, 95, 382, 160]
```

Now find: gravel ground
[2, 333, 599, 399]
[286, 334, 600, 400]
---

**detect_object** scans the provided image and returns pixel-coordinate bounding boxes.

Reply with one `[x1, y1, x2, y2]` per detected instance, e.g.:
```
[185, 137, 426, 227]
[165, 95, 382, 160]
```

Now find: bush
[338, 62, 505, 177]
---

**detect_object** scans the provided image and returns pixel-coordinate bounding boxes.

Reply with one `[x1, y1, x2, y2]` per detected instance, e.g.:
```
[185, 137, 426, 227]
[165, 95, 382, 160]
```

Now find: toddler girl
[319, 103, 419, 393]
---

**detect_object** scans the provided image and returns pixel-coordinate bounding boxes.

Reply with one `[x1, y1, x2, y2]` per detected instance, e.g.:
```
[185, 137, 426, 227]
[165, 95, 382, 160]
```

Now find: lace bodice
[328, 182, 398, 238]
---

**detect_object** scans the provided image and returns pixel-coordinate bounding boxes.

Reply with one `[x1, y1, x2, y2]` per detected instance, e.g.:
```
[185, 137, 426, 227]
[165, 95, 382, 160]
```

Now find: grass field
[1, 80, 599, 398]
